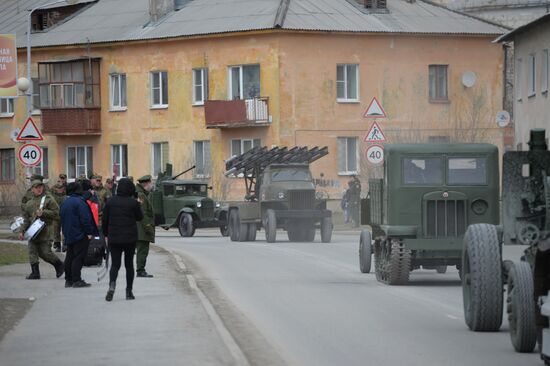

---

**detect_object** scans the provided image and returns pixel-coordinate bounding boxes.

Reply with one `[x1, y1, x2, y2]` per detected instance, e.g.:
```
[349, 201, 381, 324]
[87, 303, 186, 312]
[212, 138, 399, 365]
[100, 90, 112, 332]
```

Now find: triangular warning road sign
[16, 117, 43, 141]
[364, 121, 386, 143]
[363, 97, 387, 118]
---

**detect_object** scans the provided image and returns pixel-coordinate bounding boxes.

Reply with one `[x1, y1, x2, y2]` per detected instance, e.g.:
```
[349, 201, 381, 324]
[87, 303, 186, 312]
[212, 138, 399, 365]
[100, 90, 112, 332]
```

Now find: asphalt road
[156, 229, 541, 366]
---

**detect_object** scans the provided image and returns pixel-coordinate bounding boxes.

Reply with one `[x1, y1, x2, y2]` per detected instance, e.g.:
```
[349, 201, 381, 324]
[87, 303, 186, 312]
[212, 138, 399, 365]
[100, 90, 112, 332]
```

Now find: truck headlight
[278, 191, 285, 199]
[471, 199, 488, 215]
[215, 202, 221, 208]
[196, 201, 202, 208]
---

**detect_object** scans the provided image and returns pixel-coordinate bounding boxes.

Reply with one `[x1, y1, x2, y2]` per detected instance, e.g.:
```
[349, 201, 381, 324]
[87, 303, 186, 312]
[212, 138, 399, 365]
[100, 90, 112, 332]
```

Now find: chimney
[149, 0, 174, 22]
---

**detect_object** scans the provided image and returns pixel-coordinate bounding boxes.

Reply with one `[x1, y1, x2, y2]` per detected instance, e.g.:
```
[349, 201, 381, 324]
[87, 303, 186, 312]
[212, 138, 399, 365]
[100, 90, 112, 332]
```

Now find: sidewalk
[0, 245, 235, 366]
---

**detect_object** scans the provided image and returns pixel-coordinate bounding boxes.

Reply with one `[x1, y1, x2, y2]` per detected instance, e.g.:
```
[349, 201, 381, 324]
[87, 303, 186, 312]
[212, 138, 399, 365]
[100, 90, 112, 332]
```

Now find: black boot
[106, 282, 116, 302]
[26, 263, 40, 280]
[126, 289, 135, 300]
[53, 259, 64, 278]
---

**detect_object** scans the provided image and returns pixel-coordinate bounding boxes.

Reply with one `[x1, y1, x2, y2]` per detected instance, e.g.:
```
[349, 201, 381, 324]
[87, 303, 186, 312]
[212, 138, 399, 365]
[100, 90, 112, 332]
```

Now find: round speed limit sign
[366, 145, 384, 165]
[18, 143, 42, 167]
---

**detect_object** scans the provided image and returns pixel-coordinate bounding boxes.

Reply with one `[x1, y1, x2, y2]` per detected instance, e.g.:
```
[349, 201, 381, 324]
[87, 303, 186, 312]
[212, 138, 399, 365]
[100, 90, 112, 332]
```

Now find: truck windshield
[447, 157, 487, 185]
[271, 169, 312, 182]
[175, 184, 207, 196]
[403, 158, 443, 185]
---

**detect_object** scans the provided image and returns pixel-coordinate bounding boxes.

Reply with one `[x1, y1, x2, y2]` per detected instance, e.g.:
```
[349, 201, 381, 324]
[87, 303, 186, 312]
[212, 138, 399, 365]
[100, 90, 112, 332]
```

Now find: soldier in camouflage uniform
[91, 174, 107, 224]
[21, 174, 46, 211]
[101, 178, 113, 205]
[136, 175, 155, 277]
[348, 175, 362, 228]
[20, 180, 64, 280]
[51, 183, 66, 252]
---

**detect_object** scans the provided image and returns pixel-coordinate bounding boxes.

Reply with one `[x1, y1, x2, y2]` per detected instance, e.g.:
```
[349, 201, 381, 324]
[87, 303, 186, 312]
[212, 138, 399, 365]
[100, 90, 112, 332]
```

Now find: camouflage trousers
[29, 239, 59, 265]
[52, 219, 62, 242]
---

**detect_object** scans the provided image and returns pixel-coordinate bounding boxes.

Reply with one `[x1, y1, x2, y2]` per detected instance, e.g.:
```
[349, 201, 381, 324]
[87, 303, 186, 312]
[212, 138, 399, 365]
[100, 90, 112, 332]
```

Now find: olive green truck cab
[151, 164, 228, 237]
[225, 146, 333, 243]
[359, 143, 499, 285]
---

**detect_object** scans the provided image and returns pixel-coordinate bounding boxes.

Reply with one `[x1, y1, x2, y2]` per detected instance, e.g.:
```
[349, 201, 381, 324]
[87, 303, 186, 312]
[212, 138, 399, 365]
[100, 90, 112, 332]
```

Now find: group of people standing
[340, 175, 362, 228]
[19, 172, 156, 301]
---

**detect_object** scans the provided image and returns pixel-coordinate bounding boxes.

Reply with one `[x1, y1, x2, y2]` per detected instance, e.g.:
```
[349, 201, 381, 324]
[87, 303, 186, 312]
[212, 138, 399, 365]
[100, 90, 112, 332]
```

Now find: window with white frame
[111, 144, 128, 177]
[230, 138, 261, 157]
[528, 53, 536, 97]
[517, 58, 523, 101]
[336, 64, 359, 101]
[31, 147, 48, 178]
[110, 74, 127, 110]
[542, 49, 548, 94]
[152, 142, 169, 176]
[66, 146, 93, 179]
[192, 68, 208, 105]
[429, 65, 448, 101]
[0, 148, 15, 181]
[32, 78, 40, 114]
[229, 65, 260, 100]
[337, 137, 358, 175]
[150, 71, 168, 107]
[194, 141, 211, 177]
[0, 98, 14, 117]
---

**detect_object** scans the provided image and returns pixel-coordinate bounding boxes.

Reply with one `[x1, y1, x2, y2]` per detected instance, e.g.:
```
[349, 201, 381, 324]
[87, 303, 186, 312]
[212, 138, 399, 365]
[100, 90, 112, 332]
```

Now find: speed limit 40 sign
[18, 143, 42, 167]
[366, 144, 384, 165]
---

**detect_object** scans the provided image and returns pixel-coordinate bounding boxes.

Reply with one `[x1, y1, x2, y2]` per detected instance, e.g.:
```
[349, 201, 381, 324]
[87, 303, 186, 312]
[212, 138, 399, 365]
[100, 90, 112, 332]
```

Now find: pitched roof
[0, 0, 508, 49]
[495, 12, 550, 43]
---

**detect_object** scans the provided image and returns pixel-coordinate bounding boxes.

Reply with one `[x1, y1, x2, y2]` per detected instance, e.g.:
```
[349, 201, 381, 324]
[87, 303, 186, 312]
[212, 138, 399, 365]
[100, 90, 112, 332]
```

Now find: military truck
[462, 129, 550, 358]
[359, 143, 499, 285]
[224, 146, 333, 243]
[151, 164, 229, 237]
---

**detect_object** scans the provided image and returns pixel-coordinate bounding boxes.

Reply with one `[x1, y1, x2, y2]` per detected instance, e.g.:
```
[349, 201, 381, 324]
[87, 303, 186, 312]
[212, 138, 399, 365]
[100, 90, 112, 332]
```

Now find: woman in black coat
[102, 178, 143, 301]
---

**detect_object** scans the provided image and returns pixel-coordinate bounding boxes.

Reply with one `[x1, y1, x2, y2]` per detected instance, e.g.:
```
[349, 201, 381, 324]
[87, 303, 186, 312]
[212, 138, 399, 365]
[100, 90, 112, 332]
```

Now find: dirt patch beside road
[0, 299, 33, 342]
[0, 242, 28, 266]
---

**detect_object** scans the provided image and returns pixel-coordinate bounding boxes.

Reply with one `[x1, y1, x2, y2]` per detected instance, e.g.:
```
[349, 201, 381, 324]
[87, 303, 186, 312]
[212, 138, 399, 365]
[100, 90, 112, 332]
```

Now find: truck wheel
[320, 217, 332, 243]
[507, 261, 536, 353]
[376, 238, 411, 285]
[359, 230, 372, 274]
[178, 213, 194, 237]
[436, 266, 447, 274]
[229, 209, 239, 242]
[462, 224, 503, 332]
[247, 223, 257, 242]
[265, 209, 277, 243]
[220, 225, 229, 237]
[238, 212, 248, 243]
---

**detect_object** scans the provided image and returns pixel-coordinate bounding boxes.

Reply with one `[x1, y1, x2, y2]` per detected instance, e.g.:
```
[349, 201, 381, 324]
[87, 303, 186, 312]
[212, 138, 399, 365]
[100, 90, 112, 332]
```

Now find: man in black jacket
[102, 178, 143, 301]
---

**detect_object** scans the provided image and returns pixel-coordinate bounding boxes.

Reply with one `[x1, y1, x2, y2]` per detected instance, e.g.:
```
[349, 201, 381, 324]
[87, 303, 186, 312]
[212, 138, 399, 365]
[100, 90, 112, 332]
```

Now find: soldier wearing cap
[91, 174, 108, 224]
[101, 178, 113, 206]
[20, 180, 64, 280]
[58, 173, 67, 188]
[135, 175, 155, 277]
[51, 182, 67, 252]
[21, 174, 45, 211]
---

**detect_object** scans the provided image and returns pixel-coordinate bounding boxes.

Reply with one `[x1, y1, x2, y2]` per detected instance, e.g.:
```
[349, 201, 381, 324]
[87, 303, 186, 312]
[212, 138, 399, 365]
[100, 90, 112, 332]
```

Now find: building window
[194, 141, 211, 177]
[111, 144, 128, 178]
[0, 98, 14, 117]
[229, 65, 260, 100]
[337, 137, 358, 175]
[66, 146, 93, 179]
[528, 53, 536, 97]
[193, 68, 208, 105]
[32, 78, 40, 114]
[429, 65, 448, 101]
[230, 138, 261, 157]
[152, 142, 169, 176]
[150, 71, 168, 108]
[542, 50, 548, 94]
[110, 74, 127, 110]
[39, 60, 100, 108]
[0, 149, 15, 181]
[516, 58, 523, 101]
[336, 64, 359, 102]
[30, 147, 48, 179]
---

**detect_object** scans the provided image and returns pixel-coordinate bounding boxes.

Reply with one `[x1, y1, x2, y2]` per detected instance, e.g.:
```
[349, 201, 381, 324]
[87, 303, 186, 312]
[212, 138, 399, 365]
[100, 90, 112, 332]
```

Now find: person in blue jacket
[60, 182, 99, 288]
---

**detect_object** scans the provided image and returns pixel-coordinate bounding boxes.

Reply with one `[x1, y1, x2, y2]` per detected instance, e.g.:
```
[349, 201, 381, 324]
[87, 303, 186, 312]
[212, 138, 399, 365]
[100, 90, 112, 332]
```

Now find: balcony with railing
[41, 108, 101, 135]
[205, 97, 270, 128]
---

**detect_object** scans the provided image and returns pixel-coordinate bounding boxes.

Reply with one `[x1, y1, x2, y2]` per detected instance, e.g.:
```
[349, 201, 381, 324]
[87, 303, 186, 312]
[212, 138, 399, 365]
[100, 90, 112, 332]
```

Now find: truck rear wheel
[247, 223, 257, 242]
[265, 209, 277, 243]
[178, 213, 195, 237]
[507, 261, 536, 353]
[320, 217, 332, 243]
[359, 230, 372, 274]
[229, 209, 239, 242]
[237, 212, 248, 242]
[220, 225, 229, 237]
[462, 223, 503, 332]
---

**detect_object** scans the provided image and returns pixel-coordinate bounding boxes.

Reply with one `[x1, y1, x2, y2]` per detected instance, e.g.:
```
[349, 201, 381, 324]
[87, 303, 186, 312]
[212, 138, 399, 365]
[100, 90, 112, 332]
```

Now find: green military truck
[359, 143, 499, 285]
[225, 146, 333, 243]
[151, 164, 229, 237]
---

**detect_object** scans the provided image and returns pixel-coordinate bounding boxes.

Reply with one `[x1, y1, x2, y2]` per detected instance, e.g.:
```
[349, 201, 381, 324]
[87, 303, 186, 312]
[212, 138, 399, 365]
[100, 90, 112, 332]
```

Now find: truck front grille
[425, 199, 466, 237]
[288, 190, 315, 210]
[200, 200, 214, 219]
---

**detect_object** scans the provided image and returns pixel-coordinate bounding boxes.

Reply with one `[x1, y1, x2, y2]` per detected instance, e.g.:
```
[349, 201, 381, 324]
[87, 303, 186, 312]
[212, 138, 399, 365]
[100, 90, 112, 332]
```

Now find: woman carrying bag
[102, 178, 143, 301]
